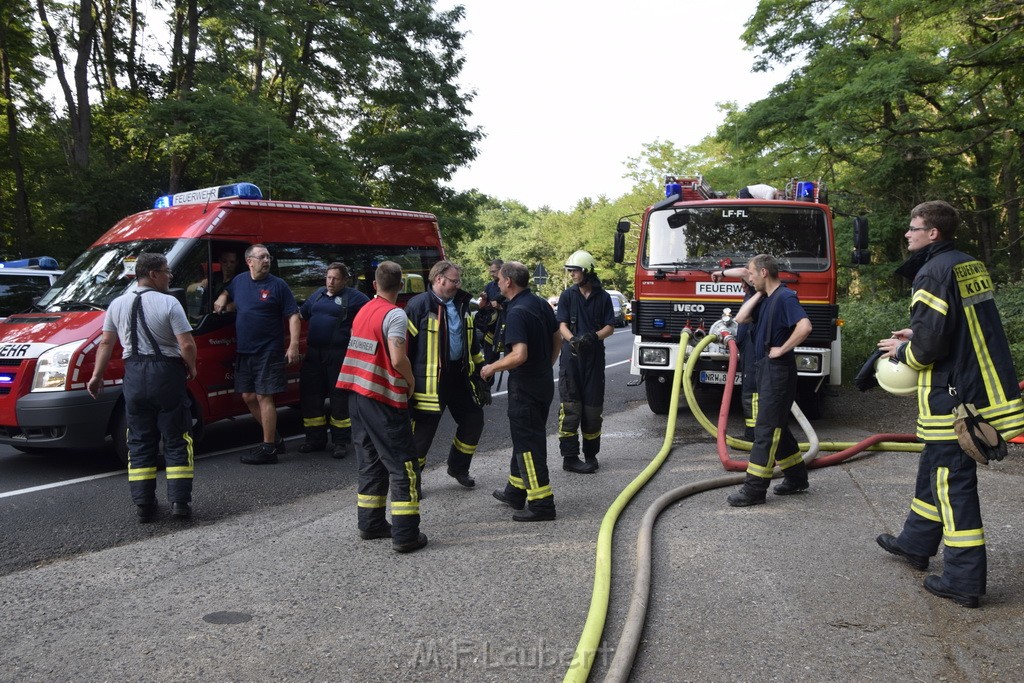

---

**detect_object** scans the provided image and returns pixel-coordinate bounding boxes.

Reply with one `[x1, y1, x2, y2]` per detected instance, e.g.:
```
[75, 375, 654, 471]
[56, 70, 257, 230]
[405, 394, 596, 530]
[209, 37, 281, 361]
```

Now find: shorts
[235, 350, 287, 395]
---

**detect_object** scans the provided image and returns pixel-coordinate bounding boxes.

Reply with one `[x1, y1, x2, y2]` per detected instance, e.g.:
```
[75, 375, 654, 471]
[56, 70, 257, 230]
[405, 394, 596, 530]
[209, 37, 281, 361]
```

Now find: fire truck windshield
[644, 205, 830, 272]
[36, 239, 188, 311]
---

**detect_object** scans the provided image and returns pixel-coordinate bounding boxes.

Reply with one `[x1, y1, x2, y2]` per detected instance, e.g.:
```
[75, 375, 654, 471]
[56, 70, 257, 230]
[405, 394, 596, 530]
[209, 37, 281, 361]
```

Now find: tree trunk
[0, 24, 33, 253]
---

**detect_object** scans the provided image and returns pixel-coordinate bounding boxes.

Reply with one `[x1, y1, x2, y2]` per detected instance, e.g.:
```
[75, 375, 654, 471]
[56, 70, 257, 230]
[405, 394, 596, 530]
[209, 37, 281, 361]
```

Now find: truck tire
[645, 373, 672, 415]
[795, 379, 825, 420]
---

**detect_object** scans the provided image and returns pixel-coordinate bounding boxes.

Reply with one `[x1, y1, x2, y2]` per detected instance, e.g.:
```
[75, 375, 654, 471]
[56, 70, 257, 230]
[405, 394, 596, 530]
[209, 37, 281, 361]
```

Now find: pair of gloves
[470, 373, 492, 406]
[569, 332, 599, 356]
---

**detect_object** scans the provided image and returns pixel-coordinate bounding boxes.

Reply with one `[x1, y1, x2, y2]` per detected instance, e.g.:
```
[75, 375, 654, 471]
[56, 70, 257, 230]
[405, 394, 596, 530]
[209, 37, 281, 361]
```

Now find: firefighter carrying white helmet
[565, 250, 597, 273]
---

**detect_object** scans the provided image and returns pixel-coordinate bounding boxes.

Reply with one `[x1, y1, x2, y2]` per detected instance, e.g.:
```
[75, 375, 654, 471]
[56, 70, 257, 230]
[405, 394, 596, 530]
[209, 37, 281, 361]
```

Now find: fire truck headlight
[795, 353, 821, 373]
[640, 347, 669, 366]
[32, 339, 86, 392]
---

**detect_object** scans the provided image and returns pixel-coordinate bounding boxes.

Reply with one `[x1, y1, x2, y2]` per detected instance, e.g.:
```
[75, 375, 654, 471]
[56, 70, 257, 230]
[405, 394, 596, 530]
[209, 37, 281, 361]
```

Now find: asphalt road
[0, 328, 638, 577]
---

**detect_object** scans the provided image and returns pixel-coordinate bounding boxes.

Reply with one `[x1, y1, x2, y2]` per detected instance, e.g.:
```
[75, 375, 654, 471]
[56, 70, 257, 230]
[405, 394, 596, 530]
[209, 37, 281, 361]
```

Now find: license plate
[699, 370, 742, 385]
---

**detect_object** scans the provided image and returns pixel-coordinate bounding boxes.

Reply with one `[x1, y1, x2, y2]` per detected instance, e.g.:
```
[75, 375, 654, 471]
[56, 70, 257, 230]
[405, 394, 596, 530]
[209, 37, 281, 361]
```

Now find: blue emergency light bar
[0, 256, 59, 269]
[153, 182, 263, 209]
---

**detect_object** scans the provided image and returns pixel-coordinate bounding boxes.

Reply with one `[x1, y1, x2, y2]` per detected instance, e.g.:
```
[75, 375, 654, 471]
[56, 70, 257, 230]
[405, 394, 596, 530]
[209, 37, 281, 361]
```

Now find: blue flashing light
[796, 181, 816, 201]
[0, 374, 13, 383]
[653, 318, 666, 329]
[153, 182, 263, 209]
[0, 256, 59, 269]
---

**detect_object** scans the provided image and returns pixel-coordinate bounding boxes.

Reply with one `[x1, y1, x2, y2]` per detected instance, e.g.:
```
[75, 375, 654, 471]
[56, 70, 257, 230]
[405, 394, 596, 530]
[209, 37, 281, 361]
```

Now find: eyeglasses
[442, 274, 462, 286]
[155, 269, 173, 276]
[249, 254, 272, 261]
[907, 226, 931, 232]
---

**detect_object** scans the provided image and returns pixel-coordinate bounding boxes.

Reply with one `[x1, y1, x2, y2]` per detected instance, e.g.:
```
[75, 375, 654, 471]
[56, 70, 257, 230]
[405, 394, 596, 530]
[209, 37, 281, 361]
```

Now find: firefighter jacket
[336, 297, 409, 409]
[893, 240, 1024, 441]
[406, 288, 484, 413]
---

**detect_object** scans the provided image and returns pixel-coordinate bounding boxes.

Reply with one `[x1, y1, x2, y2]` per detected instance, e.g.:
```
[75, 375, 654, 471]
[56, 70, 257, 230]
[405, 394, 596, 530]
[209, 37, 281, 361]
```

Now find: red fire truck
[0, 183, 442, 462]
[614, 175, 863, 418]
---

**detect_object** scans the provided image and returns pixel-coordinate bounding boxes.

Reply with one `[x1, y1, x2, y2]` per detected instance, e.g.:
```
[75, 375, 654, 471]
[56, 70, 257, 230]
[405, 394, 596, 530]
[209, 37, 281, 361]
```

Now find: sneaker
[241, 444, 279, 465]
[727, 487, 766, 507]
[298, 441, 327, 453]
[274, 437, 287, 454]
[332, 443, 354, 459]
[773, 479, 809, 496]
[924, 575, 979, 608]
[136, 502, 158, 523]
[393, 532, 428, 554]
[876, 533, 928, 570]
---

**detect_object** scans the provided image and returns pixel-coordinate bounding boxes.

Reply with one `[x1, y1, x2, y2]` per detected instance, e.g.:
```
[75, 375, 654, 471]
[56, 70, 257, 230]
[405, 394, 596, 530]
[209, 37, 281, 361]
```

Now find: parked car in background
[0, 258, 63, 319]
[606, 289, 629, 328]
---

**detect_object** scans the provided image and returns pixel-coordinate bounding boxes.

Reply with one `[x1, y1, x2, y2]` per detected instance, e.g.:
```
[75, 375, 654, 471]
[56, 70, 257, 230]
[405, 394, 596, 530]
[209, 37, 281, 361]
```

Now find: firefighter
[298, 262, 369, 458]
[87, 253, 198, 521]
[726, 254, 812, 507]
[556, 250, 615, 473]
[711, 266, 758, 440]
[875, 201, 1024, 608]
[475, 258, 505, 365]
[481, 261, 561, 522]
[337, 261, 426, 553]
[405, 260, 487, 489]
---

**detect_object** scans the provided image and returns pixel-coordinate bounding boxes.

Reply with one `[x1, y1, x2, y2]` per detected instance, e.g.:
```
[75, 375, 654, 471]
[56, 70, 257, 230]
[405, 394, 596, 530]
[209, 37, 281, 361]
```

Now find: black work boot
[727, 486, 766, 507]
[563, 457, 598, 474]
[876, 533, 928, 570]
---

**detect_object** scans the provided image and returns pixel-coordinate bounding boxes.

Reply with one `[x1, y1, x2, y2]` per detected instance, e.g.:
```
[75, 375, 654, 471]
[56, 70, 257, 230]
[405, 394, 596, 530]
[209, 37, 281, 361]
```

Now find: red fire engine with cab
[614, 175, 866, 418]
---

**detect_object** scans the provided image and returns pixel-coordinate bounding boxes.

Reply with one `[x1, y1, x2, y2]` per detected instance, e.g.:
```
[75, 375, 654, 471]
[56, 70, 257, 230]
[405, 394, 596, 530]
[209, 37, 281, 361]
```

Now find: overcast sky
[437, 1, 791, 210]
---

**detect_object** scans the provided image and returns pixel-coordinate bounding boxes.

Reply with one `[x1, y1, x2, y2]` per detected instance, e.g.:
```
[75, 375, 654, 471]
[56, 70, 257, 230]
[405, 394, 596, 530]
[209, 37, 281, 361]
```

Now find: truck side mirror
[853, 216, 868, 249]
[616, 219, 631, 234]
[613, 232, 625, 264]
[852, 216, 869, 264]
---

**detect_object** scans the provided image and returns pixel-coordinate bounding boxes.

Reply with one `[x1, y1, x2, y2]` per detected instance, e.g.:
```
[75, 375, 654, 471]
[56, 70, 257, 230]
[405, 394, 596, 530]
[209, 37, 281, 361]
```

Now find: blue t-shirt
[556, 285, 615, 336]
[300, 286, 370, 349]
[226, 273, 299, 354]
[749, 286, 808, 360]
[502, 288, 558, 378]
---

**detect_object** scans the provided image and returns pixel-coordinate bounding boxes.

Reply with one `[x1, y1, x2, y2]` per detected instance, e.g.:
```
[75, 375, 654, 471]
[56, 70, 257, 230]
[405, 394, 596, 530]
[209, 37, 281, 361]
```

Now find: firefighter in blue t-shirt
[214, 243, 300, 464]
[298, 262, 369, 458]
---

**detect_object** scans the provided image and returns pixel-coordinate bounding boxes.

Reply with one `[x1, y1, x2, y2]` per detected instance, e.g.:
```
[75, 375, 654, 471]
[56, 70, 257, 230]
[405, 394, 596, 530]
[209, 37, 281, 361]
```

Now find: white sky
[439, 0, 791, 211]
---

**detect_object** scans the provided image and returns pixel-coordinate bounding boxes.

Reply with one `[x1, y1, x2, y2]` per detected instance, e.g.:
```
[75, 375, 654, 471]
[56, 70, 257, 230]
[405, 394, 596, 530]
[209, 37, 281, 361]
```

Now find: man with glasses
[88, 253, 198, 521]
[874, 200, 1024, 608]
[405, 260, 487, 490]
[476, 258, 505, 364]
[214, 244, 300, 464]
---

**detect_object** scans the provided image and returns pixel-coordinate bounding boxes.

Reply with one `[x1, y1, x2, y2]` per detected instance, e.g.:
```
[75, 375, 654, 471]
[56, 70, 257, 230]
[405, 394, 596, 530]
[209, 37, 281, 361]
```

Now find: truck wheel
[795, 380, 825, 420]
[645, 373, 672, 415]
[111, 408, 130, 466]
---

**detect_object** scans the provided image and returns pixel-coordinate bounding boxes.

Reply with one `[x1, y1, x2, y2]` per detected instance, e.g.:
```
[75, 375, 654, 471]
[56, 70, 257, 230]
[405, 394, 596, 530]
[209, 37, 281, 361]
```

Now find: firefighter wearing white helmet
[874, 356, 918, 396]
[875, 200, 1024, 608]
[556, 250, 615, 473]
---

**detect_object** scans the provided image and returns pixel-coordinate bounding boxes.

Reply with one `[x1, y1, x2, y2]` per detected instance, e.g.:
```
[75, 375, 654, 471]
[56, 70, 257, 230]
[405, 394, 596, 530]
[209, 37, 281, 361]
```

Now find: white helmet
[565, 250, 597, 273]
[874, 357, 918, 396]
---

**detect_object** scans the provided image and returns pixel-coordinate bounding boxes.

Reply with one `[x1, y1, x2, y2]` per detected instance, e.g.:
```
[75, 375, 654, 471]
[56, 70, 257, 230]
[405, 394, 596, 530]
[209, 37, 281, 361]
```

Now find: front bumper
[0, 387, 122, 451]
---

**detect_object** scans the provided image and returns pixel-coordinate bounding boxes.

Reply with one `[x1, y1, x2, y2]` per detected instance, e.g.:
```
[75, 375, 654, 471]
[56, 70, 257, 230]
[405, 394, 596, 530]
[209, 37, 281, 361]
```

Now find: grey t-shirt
[103, 288, 192, 358]
[383, 307, 408, 342]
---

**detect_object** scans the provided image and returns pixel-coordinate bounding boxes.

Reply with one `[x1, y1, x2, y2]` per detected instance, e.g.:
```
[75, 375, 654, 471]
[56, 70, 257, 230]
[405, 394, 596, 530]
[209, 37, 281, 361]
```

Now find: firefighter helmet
[874, 357, 918, 396]
[565, 250, 597, 273]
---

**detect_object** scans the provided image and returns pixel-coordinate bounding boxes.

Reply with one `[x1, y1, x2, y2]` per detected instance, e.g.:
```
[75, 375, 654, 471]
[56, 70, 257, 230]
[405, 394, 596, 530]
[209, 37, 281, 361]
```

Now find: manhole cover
[202, 611, 253, 625]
